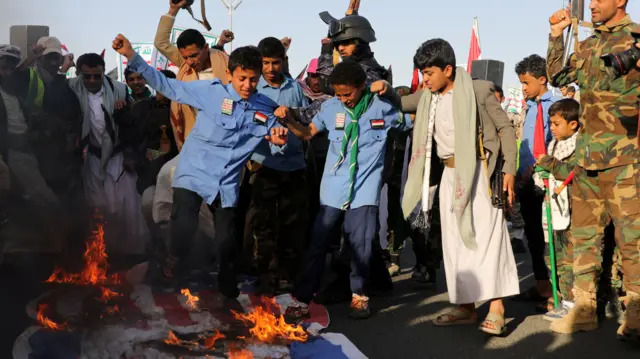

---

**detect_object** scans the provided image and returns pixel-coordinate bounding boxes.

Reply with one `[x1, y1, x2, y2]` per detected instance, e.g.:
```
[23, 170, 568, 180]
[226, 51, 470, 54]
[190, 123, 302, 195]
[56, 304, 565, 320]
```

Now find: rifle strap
[186, 0, 212, 31]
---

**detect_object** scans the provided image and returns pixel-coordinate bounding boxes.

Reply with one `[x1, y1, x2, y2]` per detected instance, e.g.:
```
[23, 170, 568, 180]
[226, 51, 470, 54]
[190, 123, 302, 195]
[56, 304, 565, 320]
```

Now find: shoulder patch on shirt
[221, 98, 234, 116]
[335, 113, 346, 130]
[254, 111, 268, 125]
[370, 119, 385, 129]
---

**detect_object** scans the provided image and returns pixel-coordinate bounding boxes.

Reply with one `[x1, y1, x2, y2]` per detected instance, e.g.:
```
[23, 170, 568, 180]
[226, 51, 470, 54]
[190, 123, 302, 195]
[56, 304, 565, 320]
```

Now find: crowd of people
[1, 0, 638, 342]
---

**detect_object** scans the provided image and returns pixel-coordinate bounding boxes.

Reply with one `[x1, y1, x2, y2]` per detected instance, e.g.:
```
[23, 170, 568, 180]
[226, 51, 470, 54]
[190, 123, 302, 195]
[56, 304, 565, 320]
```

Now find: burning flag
[232, 298, 308, 343]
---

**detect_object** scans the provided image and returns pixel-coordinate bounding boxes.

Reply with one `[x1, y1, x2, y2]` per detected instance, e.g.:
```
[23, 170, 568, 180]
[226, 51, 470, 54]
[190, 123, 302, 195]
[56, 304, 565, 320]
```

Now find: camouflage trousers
[571, 163, 640, 295]
[544, 230, 574, 301]
[250, 167, 308, 281]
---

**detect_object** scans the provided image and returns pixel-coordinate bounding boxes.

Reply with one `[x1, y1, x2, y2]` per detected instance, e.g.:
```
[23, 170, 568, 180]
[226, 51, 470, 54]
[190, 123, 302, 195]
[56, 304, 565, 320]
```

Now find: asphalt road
[326, 249, 640, 359]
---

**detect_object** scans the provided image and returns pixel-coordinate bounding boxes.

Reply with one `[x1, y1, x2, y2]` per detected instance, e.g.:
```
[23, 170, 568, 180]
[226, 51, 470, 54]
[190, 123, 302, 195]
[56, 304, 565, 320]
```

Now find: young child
[512, 54, 561, 309]
[534, 98, 580, 322]
[274, 60, 412, 320]
[112, 34, 288, 298]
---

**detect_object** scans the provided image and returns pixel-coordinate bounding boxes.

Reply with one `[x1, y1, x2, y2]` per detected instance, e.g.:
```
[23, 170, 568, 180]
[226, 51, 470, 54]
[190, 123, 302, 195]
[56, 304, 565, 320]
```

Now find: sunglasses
[82, 73, 103, 80]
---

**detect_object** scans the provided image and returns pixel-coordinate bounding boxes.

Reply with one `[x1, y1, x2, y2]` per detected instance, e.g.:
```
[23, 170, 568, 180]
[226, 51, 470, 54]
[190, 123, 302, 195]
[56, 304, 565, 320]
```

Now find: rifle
[550, 0, 591, 66]
[173, 0, 212, 31]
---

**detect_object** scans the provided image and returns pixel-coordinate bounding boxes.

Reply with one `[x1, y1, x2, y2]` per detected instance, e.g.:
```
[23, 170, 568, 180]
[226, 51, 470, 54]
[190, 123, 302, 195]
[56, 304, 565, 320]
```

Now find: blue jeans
[294, 205, 379, 304]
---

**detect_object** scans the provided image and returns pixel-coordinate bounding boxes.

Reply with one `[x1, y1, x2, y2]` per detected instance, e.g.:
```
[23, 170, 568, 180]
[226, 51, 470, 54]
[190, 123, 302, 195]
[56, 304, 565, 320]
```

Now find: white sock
[562, 300, 574, 309]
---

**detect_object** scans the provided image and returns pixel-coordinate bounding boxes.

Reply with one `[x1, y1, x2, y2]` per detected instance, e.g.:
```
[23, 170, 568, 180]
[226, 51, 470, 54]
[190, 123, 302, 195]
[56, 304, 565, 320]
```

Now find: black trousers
[170, 188, 239, 298]
[518, 180, 549, 281]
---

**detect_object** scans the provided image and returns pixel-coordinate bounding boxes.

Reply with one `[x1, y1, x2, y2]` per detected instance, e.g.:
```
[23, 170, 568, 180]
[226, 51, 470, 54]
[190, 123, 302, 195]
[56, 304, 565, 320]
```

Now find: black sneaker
[284, 301, 310, 324]
[256, 275, 277, 298]
[349, 294, 371, 319]
[411, 265, 436, 285]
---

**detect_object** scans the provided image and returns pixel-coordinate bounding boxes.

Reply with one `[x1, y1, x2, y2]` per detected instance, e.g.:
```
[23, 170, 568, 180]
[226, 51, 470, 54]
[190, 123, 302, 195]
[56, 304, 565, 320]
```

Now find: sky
[2, 0, 640, 92]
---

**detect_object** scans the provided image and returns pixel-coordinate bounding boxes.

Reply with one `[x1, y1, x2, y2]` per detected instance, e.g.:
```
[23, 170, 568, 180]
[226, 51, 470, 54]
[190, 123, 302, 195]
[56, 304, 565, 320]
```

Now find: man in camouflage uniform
[546, 1, 640, 339]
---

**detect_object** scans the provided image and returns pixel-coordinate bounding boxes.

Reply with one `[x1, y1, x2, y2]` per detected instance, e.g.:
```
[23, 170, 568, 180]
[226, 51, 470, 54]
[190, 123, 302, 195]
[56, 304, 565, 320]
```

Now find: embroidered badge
[335, 113, 346, 130]
[370, 119, 385, 129]
[254, 111, 268, 125]
[221, 98, 234, 115]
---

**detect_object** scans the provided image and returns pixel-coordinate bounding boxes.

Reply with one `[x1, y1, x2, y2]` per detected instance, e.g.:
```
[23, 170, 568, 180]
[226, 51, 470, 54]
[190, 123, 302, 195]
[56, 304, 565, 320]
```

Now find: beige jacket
[154, 15, 229, 150]
[401, 80, 517, 176]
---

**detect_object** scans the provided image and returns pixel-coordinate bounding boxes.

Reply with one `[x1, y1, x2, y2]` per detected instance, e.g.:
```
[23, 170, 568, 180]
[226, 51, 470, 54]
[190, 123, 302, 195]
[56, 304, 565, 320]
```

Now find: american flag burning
[32, 210, 312, 358]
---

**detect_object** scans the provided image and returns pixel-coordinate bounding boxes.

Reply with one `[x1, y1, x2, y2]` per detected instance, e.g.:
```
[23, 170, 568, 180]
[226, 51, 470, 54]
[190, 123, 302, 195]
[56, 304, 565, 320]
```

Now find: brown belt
[442, 157, 455, 168]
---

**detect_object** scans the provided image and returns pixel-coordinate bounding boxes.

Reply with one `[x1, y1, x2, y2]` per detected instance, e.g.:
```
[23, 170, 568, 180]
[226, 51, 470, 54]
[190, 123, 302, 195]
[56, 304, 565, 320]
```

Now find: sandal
[479, 312, 507, 336]
[535, 297, 556, 313]
[433, 307, 478, 327]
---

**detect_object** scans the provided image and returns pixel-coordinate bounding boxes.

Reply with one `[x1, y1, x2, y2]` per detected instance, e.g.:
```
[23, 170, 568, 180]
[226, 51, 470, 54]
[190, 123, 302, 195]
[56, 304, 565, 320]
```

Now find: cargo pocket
[618, 164, 640, 217]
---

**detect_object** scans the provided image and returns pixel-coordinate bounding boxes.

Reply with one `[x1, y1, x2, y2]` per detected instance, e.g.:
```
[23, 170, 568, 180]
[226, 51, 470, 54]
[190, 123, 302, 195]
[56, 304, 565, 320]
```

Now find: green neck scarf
[333, 88, 374, 210]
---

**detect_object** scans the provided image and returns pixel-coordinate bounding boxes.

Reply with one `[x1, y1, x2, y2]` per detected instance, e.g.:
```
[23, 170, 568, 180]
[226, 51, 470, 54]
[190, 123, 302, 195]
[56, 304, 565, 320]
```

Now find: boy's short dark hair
[515, 54, 547, 80]
[257, 37, 286, 60]
[566, 86, 576, 94]
[228, 46, 263, 74]
[124, 67, 137, 81]
[77, 53, 105, 70]
[329, 60, 366, 87]
[160, 70, 177, 79]
[413, 39, 456, 78]
[548, 98, 580, 125]
[176, 29, 207, 49]
[492, 85, 504, 98]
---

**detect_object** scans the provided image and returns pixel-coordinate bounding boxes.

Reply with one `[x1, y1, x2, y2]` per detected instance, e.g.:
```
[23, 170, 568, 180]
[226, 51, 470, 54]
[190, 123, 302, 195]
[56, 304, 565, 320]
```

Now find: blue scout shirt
[127, 54, 281, 207]
[251, 75, 309, 171]
[519, 91, 561, 174]
[312, 96, 413, 210]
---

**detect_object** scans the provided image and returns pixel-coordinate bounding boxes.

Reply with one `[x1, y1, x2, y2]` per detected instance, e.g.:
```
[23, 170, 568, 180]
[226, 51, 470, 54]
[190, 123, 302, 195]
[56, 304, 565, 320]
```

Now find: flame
[106, 305, 120, 314]
[98, 287, 122, 303]
[37, 304, 66, 330]
[232, 297, 308, 343]
[203, 330, 225, 349]
[163, 331, 183, 346]
[180, 288, 200, 311]
[45, 212, 120, 286]
[228, 349, 254, 359]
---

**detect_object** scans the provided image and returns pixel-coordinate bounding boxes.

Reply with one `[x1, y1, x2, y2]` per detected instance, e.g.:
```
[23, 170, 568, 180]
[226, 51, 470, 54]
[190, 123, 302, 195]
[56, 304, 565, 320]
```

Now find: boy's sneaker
[544, 301, 573, 322]
[284, 301, 310, 324]
[411, 265, 436, 285]
[349, 294, 371, 319]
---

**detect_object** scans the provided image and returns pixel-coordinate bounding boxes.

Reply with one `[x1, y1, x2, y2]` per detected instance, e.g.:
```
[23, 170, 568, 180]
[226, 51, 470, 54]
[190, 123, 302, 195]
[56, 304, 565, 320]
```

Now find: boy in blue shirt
[512, 55, 561, 309]
[250, 37, 309, 296]
[112, 34, 288, 299]
[275, 60, 412, 320]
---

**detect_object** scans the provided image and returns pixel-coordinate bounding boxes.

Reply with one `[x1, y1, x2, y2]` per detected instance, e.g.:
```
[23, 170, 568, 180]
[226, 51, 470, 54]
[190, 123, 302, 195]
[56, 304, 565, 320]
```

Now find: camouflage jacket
[547, 15, 640, 170]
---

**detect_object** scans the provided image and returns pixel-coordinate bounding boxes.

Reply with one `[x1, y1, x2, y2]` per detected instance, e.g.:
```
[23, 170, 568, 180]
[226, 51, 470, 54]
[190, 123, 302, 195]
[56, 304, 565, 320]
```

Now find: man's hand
[370, 80, 391, 95]
[218, 30, 234, 46]
[169, 0, 188, 16]
[550, 8, 571, 38]
[112, 34, 136, 60]
[409, 113, 416, 122]
[265, 127, 289, 145]
[274, 105, 289, 119]
[503, 173, 515, 207]
[60, 54, 74, 73]
[115, 99, 127, 111]
[27, 44, 45, 62]
[321, 37, 332, 46]
[281, 37, 292, 53]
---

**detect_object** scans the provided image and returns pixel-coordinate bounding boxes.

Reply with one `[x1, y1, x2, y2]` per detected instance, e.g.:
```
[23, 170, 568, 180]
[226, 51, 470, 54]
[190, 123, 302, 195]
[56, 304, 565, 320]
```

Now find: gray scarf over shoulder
[401, 67, 478, 250]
